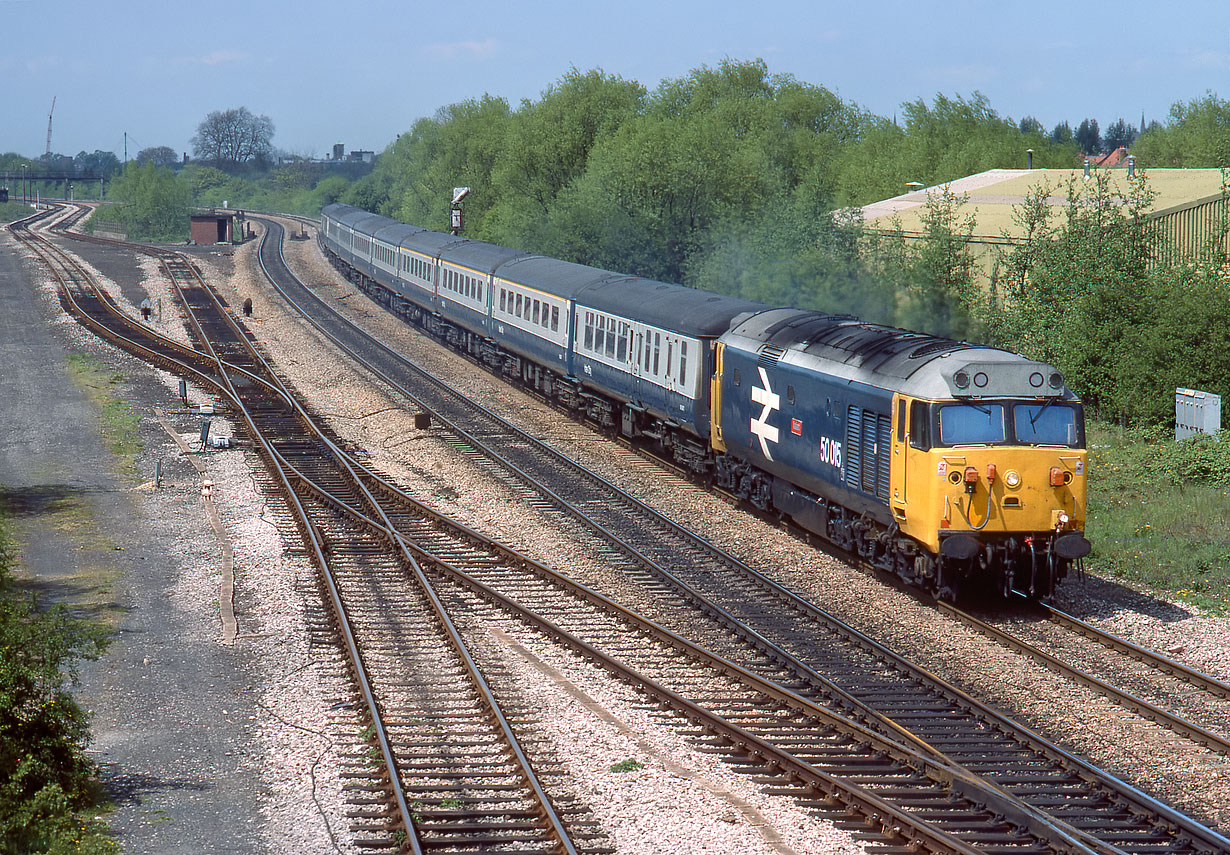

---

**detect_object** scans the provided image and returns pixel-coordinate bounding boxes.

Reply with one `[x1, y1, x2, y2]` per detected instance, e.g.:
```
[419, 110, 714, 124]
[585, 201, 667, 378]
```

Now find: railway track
[939, 598, 1230, 756]
[250, 215, 1230, 854]
[11, 205, 593, 855]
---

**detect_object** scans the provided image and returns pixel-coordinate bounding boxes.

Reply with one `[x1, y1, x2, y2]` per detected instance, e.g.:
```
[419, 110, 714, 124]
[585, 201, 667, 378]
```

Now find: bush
[1143, 429, 1230, 486]
[0, 515, 115, 853]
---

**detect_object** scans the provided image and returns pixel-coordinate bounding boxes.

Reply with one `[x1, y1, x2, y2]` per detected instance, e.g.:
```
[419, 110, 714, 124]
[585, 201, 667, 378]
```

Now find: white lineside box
[1176, 388, 1222, 440]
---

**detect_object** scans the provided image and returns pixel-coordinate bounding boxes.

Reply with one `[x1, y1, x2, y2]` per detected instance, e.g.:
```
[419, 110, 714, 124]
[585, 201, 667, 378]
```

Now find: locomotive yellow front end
[891, 359, 1090, 599]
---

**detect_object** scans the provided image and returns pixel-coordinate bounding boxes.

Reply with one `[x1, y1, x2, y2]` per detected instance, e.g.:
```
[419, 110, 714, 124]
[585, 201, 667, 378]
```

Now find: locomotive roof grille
[757, 344, 786, 368]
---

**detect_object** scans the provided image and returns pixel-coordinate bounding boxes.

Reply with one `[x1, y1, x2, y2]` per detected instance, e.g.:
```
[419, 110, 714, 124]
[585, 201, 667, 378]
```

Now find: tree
[485, 68, 645, 245]
[107, 162, 191, 240]
[1075, 118, 1101, 154]
[899, 184, 978, 338]
[1018, 116, 1044, 136]
[1103, 118, 1137, 152]
[190, 107, 275, 171]
[1050, 121, 1073, 145]
[135, 146, 180, 168]
[1132, 92, 1230, 168]
[72, 150, 121, 179]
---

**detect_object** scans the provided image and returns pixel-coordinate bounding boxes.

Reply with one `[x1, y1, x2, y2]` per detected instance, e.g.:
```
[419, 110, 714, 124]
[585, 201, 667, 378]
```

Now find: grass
[65, 354, 143, 477]
[1085, 420, 1230, 613]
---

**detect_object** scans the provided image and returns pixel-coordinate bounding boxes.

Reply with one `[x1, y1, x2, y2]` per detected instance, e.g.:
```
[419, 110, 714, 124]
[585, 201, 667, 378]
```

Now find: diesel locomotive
[319, 203, 1091, 600]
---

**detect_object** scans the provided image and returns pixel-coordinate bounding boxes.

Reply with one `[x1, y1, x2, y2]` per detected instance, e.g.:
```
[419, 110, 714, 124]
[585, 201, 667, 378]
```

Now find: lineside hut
[190, 209, 246, 245]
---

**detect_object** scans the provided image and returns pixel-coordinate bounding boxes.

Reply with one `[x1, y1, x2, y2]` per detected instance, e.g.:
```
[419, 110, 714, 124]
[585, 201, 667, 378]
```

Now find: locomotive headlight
[1004, 470, 1021, 488]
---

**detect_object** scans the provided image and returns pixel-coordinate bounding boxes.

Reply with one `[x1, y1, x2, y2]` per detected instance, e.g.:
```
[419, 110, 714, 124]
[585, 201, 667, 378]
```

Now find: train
[319, 203, 1091, 600]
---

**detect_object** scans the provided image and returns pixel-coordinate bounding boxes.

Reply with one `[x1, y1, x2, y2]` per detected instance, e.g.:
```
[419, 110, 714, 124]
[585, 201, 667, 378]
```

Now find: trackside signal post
[450, 186, 469, 236]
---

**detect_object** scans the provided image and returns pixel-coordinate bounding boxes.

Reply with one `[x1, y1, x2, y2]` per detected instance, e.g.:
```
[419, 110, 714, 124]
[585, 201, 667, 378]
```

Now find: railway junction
[2, 203, 1229, 854]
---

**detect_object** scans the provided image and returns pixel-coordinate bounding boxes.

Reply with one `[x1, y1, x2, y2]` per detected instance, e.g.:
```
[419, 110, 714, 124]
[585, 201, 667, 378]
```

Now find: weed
[64, 353, 143, 476]
[608, 758, 644, 773]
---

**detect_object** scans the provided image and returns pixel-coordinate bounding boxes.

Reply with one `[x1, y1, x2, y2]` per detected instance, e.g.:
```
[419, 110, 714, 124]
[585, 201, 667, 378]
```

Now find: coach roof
[493, 255, 622, 299]
[441, 239, 529, 274]
[578, 276, 765, 338]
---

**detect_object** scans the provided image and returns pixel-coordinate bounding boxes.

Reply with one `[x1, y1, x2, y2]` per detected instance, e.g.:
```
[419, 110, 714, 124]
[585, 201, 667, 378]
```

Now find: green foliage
[1086, 422, 1230, 612]
[0, 201, 35, 223]
[834, 93, 1076, 206]
[981, 171, 1195, 425]
[104, 161, 191, 241]
[0, 512, 114, 853]
[1144, 428, 1230, 486]
[608, 757, 644, 773]
[1133, 92, 1230, 168]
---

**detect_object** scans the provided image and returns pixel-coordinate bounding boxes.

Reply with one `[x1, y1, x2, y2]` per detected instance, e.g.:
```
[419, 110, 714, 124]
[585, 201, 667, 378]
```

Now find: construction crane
[45, 96, 56, 159]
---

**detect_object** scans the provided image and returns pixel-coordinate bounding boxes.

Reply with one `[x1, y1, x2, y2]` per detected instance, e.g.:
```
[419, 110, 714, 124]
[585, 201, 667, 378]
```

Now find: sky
[2, 0, 1228, 162]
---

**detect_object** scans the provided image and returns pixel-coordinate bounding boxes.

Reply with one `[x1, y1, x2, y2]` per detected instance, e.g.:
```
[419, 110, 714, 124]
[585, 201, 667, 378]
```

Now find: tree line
[29, 61, 1230, 428]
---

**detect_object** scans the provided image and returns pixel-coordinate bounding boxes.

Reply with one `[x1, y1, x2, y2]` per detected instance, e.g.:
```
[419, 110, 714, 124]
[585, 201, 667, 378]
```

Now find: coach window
[679, 342, 688, 384]
[584, 312, 594, 350]
[515, 293, 523, 317]
[666, 341, 673, 379]
[617, 324, 628, 361]
[595, 318, 606, 354]
[605, 319, 616, 358]
[909, 401, 931, 450]
[653, 333, 661, 376]
[532, 300, 540, 325]
[551, 306, 559, 332]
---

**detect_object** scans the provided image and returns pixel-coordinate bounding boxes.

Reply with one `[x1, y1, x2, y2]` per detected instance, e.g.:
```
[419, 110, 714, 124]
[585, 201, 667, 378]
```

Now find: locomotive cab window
[1013, 402, 1082, 446]
[939, 403, 1005, 445]
[909, 401, 930, 450]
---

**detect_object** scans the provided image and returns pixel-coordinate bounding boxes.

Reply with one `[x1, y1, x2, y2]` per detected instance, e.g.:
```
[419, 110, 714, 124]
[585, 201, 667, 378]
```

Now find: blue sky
[2, 0, 1227, 161]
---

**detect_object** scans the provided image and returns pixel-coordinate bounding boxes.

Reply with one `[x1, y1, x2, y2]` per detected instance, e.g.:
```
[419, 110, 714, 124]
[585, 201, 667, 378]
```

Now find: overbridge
[1, 170, 106, 202]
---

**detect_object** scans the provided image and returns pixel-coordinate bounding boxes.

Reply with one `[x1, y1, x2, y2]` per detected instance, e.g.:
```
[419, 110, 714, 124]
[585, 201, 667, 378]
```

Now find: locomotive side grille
[875, 414, 891, 499]
[845, 405, 891, 500]
[844, 406, 862, 492]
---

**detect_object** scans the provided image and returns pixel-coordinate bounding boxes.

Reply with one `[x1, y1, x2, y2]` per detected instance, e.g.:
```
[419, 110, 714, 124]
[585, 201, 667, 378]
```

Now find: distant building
[860, 167, 1230, 279]
[333, 143, 345, 161]
[348, 150, 374, 164]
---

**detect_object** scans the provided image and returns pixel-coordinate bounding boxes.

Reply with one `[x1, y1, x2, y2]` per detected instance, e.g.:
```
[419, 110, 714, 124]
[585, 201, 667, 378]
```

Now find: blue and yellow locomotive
[320, 203, 1090, 600]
